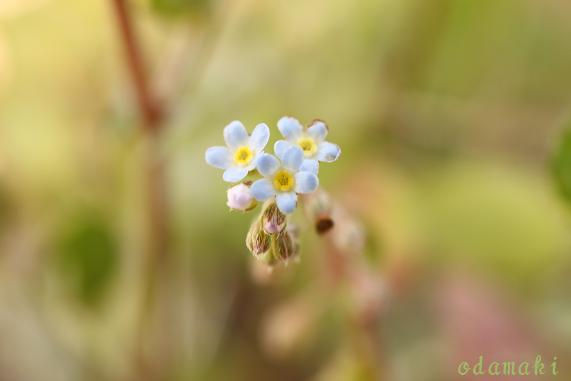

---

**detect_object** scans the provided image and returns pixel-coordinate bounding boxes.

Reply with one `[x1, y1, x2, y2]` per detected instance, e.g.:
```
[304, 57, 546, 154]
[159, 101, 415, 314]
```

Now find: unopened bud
[272, 230, 299, 263]
[304, 190, 334, 235]
[315, 217, 334, 234]
[227, 183, 257, 212]
[246, 220, 271, 256]
[262, 202, 287, 234]
[258, 249, 278, 266]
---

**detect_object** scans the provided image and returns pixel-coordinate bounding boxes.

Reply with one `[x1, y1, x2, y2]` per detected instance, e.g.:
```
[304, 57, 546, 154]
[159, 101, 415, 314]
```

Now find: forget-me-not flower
[251, 145, 319, 214]
[205, 121, 270, 182]
[274, 116, 341, 174]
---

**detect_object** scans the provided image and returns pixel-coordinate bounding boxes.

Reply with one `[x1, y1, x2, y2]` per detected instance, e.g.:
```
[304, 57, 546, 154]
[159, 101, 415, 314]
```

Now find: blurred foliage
[1, 0, 571, 380]
[54, 210, 119, 308]
[150, 0, 211, 18]
[0, 183, 11, 232]
[419, 161, 570, 288]
[552, 121, 571, 206]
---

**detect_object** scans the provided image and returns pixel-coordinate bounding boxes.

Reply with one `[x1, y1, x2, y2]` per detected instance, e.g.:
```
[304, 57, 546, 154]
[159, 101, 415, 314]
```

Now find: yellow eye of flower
[296, 137, 317, 157]
[233, 146, 253, 165]
[273, 170, 295, 192]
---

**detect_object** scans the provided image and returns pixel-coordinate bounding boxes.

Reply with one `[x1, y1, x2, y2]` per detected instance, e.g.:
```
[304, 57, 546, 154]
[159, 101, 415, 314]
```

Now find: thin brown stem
[111, 0, 163, 131]
[110, 1, 170, 380]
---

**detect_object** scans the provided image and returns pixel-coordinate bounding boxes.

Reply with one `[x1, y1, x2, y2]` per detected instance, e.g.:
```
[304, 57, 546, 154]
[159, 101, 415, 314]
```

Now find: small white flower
[275, 116, 341, 174]
[205, 121, 270, 183]
[226, 183, 256, 211]
[250, 145, 319, 214]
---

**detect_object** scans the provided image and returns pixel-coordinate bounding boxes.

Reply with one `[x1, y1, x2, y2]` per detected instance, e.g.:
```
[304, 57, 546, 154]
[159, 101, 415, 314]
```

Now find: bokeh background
[1, 0, 571, 380]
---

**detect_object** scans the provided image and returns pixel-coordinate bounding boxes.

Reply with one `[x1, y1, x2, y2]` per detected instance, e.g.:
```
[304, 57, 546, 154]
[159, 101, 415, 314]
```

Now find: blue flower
[205, 121, 270, 182]
[275, 117, 341, 174]
[250, 145, 319, 214]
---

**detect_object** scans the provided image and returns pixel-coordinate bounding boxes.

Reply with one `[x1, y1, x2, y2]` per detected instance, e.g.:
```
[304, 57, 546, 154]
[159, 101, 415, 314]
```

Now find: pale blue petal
[256, 153, 280, 177]
[249, 123, 270, 152]
[317, 141, 341, 162]
[307, 120, 328, 142]
[223, 167, 248, 183]
[282, 146, 303, 171]
[205, 146, 231, 169]
[300, 159, 319, 175]
[295, 172, 319, 193]
[223, 121, 248, 148]
[277, 116, 303, 140]
[245, 157, 258, 172]
[251, 179, 275, 201]
[276, 192, 297, 214]
[274, 140, 293, 161]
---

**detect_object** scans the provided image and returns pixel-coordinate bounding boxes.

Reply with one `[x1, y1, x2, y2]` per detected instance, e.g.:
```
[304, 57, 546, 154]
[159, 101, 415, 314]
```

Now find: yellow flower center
[233, 146, 253, 166]
[272, 170, 295, 192]
[296, 136, 317, 157]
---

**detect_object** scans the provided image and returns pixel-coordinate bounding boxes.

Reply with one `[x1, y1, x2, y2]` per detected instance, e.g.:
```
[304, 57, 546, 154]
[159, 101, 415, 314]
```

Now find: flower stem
[110, 0, 163, 131]
[110, 0, 169, 379]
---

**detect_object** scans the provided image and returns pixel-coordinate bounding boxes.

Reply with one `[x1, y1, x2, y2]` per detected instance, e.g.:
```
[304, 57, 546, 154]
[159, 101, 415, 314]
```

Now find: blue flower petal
[245, 158, 258, 172]
[223, 121, 249, 148]
[223, 166, 248, 183]
[307, 120, 328, 142]
[251, 179, 275, 201]
[300, 159, 319, 175]
[256, 153, 280, 177]
[274, 140, 293, 161]
[249, 123, 270, 152]
[205, 146, 231, 169]
[295, 171, 319, 193]
[282, 146, 303, 171]
[276, 192, 297, 214]
[277, 116, 303, 140]
[317, 141, 341, 162]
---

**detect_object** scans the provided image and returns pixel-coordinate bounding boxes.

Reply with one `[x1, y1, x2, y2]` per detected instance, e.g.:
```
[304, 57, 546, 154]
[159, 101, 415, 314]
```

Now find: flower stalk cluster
[205, 116, 340, 265]
[246, 201, 300, 265]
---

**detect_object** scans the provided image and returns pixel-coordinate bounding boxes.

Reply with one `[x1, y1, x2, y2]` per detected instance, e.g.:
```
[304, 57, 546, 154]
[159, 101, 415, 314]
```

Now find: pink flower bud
[227, 183, 256, 211]
[262, 202, 286, 234]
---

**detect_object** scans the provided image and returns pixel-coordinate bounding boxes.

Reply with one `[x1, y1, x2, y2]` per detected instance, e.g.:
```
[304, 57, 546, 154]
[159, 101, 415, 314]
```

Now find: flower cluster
[205, 116, 340, 265]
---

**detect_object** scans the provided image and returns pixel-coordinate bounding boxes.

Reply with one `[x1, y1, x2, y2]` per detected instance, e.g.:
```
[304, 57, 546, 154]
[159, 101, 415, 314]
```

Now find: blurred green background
[1, 0, 571, 380]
